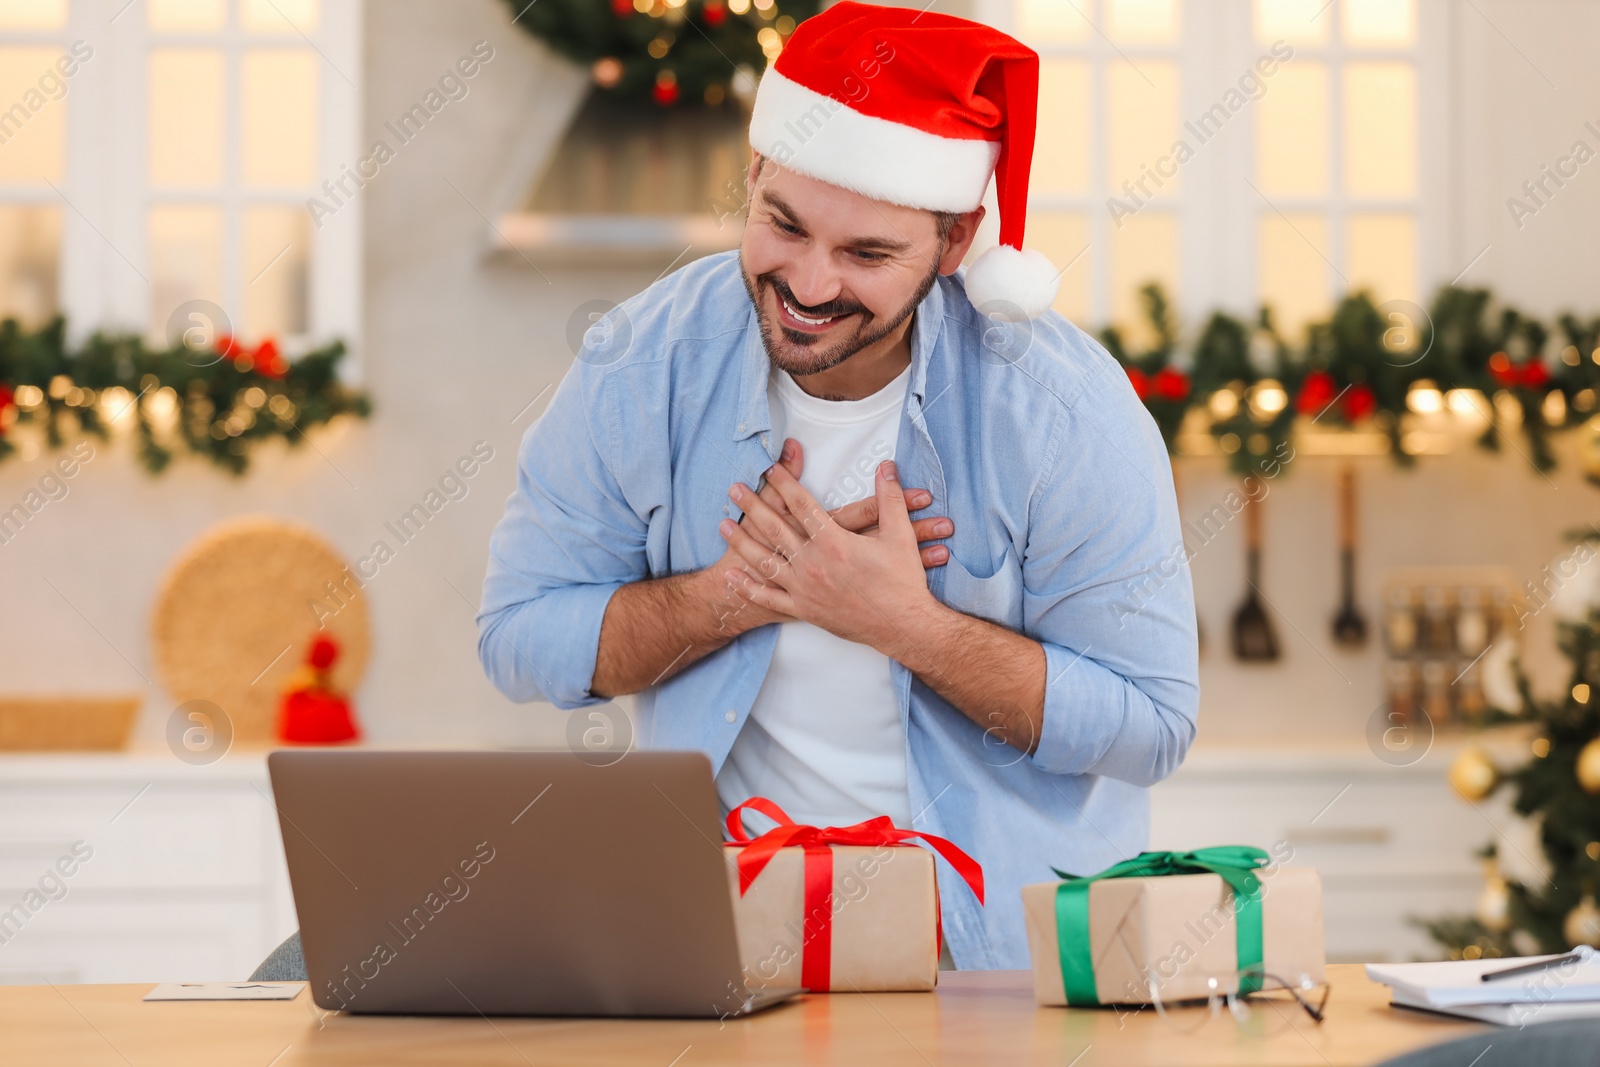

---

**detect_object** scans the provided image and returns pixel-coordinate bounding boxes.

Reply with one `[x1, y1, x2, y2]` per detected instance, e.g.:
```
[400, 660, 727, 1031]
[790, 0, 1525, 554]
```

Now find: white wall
[1, 0, 1596, 751]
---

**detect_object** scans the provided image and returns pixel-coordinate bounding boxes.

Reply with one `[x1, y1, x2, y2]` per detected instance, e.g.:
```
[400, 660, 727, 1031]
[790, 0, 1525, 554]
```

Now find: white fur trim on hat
[963, 245, 1060, 321]
[749, 68, 998, 214]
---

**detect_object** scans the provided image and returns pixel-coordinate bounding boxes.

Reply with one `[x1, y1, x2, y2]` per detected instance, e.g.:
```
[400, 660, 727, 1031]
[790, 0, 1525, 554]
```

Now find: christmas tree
[1421, 544, 1600, 959]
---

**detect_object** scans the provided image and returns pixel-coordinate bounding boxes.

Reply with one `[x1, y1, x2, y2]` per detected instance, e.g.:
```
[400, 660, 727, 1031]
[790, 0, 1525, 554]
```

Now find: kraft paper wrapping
[724, 843, 941, 992]
[1021, 867, 1326, 1006]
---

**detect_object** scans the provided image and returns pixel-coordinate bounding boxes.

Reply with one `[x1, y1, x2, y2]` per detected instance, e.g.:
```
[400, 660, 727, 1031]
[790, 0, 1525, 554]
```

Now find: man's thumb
[781, 437, 803, 478]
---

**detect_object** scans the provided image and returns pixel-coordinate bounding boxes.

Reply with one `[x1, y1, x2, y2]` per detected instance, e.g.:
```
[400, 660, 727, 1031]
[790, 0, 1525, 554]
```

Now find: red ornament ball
[1124, 366, 1150, 401]
[1487, 351, 1548, 389]
[1343, 383, 1377, 422]
[653, 77, 679, 106]
[1152, 367, 1191, 402]
[253, 338, 287, 380]
[1295, 370, 1337, 416]
[702, 1, 727, 26]
[611, 0, 634, 16]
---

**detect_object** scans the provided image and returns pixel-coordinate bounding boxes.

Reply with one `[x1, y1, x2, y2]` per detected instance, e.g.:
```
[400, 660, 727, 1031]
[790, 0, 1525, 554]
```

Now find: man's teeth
[781, 296, 837, 326]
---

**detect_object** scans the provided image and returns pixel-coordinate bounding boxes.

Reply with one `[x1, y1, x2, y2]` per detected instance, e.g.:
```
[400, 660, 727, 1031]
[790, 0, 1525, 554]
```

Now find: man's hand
[718, 455, 940, 652]
[706, 439, 951, 635]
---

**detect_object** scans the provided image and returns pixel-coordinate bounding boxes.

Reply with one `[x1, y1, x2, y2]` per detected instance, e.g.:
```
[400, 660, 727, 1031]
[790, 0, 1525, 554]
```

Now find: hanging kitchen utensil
[1231, 490, 1280, 662]
[1331, 463, 1369, 648]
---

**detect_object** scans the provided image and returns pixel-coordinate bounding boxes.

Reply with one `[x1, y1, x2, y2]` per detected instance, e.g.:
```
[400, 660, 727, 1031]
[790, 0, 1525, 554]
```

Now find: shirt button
[724, 710, 737, 723]
[737, 421, 746, 432]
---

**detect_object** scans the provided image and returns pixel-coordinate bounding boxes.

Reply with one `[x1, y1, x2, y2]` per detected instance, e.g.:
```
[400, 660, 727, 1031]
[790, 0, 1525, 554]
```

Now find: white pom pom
[1479, 640, 1522, 714]
[1549, 544, 1600, 623]
[963, 245, 1060, 321]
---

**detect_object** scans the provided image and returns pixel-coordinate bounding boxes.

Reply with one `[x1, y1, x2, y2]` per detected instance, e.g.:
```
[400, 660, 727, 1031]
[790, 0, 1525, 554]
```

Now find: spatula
[1331, 464, 1369, 647]
[1231, 490, 1280, 662]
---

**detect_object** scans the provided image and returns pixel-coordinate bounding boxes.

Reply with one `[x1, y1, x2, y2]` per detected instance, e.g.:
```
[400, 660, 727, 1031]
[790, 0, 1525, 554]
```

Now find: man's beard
[739, 253, 942, 379]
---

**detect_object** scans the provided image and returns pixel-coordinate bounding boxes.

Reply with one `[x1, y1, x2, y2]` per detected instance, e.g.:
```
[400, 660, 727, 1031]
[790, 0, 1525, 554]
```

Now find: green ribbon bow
[1051, 845, 1271, 1006]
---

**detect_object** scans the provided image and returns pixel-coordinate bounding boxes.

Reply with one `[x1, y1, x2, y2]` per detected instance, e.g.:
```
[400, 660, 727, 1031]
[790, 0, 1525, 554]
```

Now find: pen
[1480, 951, 1586, 982]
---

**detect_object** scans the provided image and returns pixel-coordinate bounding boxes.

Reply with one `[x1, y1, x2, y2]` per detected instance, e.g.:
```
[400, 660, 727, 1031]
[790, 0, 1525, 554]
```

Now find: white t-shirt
[715, 361, 915, 831]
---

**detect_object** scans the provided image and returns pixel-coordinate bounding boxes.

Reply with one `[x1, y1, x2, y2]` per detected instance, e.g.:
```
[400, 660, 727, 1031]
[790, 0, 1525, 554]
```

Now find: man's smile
[768, 280, 862, 337]
[779, 294, 842, 329]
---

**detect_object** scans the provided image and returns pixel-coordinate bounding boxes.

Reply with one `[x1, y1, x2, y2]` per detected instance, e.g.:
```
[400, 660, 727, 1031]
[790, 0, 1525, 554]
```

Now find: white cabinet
[1149, 739, 1538, 964]
[0, 740, 1537, 981]
[0, 753, 295, 984]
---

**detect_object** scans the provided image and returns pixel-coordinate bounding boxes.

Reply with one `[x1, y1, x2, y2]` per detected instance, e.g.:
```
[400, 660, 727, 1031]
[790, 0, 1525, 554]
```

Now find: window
[0, 0, 71, 329]
[1251, 0, 1421, 339]
[0, 0, 360, 373]
[986, 0, 1185, 346]
[978, 0, 1440, 345]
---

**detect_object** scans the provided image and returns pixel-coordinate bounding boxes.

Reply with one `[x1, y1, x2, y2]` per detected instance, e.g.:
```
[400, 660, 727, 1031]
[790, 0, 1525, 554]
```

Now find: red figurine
[277, 635, 361, 744]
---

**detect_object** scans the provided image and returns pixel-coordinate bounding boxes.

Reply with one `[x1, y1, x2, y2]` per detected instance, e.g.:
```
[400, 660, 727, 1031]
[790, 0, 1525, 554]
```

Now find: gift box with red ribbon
[722, 797, 985, 993]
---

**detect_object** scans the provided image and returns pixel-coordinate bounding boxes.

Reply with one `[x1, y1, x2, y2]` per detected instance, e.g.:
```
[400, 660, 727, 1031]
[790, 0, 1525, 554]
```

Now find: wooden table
[0, 965, 1484, 1066]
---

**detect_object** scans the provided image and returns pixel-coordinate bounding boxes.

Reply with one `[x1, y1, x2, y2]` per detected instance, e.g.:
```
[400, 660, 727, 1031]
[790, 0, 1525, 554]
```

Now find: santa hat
[748, 1, 1058, 320]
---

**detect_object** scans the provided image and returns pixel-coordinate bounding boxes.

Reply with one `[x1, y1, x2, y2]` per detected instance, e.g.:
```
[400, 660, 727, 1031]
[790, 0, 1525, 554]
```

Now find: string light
[1406, 382, 1443, 414]
[1250, 380, 1287, 417]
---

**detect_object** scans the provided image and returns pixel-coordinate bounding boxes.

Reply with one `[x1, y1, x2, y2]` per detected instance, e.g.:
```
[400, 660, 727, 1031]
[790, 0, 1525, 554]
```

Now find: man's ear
[938, 204, 987, 275]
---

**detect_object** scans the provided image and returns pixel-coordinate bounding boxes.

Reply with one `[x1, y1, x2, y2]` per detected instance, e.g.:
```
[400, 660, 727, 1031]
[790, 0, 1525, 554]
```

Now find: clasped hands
[710, 437, 952, 651]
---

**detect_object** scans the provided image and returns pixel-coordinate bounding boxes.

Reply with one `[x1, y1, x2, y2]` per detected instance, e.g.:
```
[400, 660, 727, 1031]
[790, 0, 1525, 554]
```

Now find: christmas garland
[504, 0, 821, 108]
[0, 317, 370, 476]
[1103, 283, 1600, 479]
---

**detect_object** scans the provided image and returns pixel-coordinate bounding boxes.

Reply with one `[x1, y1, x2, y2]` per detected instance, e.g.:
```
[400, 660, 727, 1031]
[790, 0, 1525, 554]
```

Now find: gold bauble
[1578, 738, 1600, 794]
[1476, 859, 1512, 934]
[1580, 416, 1600, 485]
[1449, 747, 1500, 802]
[1564, 894, 1600, 948]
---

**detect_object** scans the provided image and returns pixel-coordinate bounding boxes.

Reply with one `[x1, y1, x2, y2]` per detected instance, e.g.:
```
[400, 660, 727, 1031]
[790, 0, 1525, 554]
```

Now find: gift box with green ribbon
[1021, 846, 1325, 1007]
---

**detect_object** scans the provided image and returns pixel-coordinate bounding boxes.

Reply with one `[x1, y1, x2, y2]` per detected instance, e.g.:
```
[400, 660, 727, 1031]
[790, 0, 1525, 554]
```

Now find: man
[478, 2, 1198, 970]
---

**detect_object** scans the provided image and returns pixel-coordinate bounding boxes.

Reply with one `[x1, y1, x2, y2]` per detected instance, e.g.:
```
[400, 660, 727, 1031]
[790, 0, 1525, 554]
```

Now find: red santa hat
[748, 1, 1058, 320]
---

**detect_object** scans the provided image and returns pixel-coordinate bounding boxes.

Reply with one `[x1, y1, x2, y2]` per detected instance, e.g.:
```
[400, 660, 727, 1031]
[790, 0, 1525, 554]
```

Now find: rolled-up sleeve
[477, 357, 648, 709]
[1022, 361, 1200, 785]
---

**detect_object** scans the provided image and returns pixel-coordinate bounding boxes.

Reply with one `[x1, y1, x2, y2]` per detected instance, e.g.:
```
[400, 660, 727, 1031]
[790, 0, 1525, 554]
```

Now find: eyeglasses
[1143, 967, 1330, 1034]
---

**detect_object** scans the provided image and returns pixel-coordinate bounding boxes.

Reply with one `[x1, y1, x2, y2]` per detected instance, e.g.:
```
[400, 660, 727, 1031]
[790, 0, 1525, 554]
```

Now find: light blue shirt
[478, 250, 1200, 970]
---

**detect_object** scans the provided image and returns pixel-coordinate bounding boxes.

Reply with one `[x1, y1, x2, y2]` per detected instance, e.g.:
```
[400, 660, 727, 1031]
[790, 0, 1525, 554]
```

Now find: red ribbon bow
[723, 797, 985, 991]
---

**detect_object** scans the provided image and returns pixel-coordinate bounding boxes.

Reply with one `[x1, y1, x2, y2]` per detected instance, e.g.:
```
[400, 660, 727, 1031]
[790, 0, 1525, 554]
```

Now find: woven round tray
[150, 516, 370, 746]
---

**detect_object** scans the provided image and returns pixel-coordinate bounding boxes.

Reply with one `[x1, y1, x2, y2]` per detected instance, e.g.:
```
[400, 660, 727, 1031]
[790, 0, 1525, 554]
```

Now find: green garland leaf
[0, 316, 370, 477]
[1105, 281, 1599, 476]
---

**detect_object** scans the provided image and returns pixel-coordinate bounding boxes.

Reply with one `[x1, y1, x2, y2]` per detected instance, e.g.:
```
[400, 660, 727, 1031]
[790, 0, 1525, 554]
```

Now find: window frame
[0, 5, 74, 326]
[0, 0, 363, 380]
[974, 0, 1451, 340]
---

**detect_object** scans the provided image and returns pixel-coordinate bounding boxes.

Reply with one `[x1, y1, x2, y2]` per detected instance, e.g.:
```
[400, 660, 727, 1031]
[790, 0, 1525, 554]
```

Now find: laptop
[266, 749, 800, 1018]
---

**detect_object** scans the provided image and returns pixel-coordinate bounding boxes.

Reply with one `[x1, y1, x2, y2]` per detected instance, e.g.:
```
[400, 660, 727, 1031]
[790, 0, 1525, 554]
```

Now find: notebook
[1367, 948, 1600, 1025]
[1388, 989, 1600, 1027]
